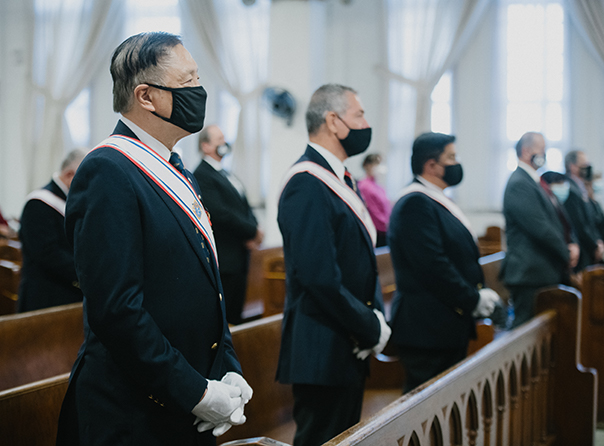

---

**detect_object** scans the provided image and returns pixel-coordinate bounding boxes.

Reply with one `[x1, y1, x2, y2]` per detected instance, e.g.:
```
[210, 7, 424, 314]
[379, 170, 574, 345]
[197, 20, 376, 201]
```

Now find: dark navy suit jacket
[388, 180, 481, 350]
[502, 167, 569, 287]
[193, 160, 257, 274]
[56, 121, 241, 446]
[276, 146, 382, 387]
[18, 180, 82, 312]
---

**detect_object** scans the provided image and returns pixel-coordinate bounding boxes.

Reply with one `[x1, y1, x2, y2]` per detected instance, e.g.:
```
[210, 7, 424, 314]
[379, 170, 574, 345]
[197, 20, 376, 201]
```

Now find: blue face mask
[551, 182, 570, 203]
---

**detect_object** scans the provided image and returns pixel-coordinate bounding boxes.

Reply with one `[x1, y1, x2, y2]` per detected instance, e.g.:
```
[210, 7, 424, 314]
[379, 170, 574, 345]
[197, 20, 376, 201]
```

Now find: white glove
[221, 372, 253, 404]
[195, 406, 245, 436]
[472, 288, 500, 318]
[352, 309, 392, 360]
[372, 309, 391, 355]
[192, 380, 242, 434]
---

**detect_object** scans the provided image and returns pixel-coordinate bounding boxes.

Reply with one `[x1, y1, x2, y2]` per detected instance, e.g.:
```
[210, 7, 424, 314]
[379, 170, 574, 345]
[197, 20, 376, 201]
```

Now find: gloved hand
[194, 406, 245, 436]
[352, 309, 392, 360]
[221, 372, 253, 404]
[191, 380, 242, 434]
[371, 309, 391, 355]
[472, 288, 500, 318]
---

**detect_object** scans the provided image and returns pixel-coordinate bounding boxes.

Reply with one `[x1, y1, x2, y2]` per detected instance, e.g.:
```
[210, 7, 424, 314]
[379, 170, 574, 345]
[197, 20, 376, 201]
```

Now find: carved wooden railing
[321, 287, 596, 446]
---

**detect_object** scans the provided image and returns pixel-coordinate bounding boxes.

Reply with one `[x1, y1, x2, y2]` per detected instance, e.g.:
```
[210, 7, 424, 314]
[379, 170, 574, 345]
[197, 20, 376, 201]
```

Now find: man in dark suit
[18, 149, 85, 312]
[277, 84, 391, 446]
[388, 132, 500, 393]
[502, 132, 577, 328]
[564, 150, 603, 271]
[193, 125, 262, 325]
[56, 32, 251, 446]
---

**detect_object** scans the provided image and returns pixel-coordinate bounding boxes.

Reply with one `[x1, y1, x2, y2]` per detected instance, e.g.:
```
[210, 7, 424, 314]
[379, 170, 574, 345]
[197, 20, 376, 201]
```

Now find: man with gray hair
[17, 149, 85, 312]
[501, 132, 577, 328]
[56, 32, 250, 446]
[277, 84, 391, 445]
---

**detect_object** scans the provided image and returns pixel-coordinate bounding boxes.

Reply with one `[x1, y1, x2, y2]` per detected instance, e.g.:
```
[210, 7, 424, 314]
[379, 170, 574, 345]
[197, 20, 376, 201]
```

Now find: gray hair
[61, 149, 86, 172]
[198, 124, 218, 147]
[110, 32, 182, 114]
[515, 132, 541, 157]
[305, 84, 357, 136]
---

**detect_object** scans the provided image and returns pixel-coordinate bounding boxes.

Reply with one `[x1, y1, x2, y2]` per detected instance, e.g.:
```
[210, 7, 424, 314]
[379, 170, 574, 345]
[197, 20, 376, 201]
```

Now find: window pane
[546, 147, 563, 172]
[545, 103, 562, 141]
[506, 102, 542, 141]
[431, 103, 451, 135]
[507, 147, 518, 171]
[431, 72, 451, 103]
[66, 88, 90, 148]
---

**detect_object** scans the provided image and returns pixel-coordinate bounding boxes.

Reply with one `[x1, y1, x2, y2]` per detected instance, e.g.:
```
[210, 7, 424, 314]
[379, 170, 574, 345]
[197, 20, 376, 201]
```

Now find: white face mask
[550, 182, 570, 203]
[593, 179, 604, 195]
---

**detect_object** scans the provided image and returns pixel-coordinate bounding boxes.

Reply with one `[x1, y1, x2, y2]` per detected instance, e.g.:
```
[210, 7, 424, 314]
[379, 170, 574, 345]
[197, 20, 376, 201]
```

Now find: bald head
[198, 125, 226, 161]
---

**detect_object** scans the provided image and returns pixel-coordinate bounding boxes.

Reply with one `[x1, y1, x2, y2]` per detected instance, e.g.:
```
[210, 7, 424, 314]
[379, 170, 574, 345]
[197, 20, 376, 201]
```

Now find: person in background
[586, 173, 604, 247]
[0, 207, 14, 239]
[277, 84, 390, 446]
[358, 153, 391, 247]
[193, 124, 263, 325]
[388, 132, 500, 393]
[18, 149, 85, 312]
[56, 32, 250, 446]
[501, 132, 573, 328]
[539, 171, 580, 284]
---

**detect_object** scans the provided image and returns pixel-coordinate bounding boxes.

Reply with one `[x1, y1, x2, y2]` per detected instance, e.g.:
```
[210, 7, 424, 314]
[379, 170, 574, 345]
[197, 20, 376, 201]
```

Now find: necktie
[169, 151, 186, 175]
[344, 169, 357, 192]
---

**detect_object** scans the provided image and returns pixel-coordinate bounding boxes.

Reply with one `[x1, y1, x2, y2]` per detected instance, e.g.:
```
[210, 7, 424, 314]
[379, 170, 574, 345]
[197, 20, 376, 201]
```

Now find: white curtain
[23, 0, 123, 191]
[566, 0, 604, 69]
[381, 0, 490, 194]
[179, 0, 270, 205]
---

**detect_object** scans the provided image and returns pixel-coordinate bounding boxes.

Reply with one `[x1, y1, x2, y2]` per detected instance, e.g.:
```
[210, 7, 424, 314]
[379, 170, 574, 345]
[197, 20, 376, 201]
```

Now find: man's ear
[133, 84, 155, 112]
[325, 111, 339, 134]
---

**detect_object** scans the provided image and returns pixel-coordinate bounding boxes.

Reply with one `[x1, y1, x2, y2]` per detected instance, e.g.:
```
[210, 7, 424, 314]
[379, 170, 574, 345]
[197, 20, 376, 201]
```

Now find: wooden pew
[0, 238, 22, 262]
[578, 265, 604, 422]
[243, 246, 284, 321]
[0, 302, 83, 391]
[0, 259, 20, 316]
[478, 250, 509, 305]
[321, 287, 596, 446]
[477, 225, 503, 257]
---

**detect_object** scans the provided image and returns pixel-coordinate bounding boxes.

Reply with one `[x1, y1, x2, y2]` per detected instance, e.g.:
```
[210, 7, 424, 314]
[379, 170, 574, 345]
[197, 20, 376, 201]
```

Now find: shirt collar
[204, 156, 223, 171]
[416, 175, 447, 197]
[518, 160, 541, 183]
[308, 142, 345, 182]
[52, 172, 69, 196]
[120, 116, 171, 161]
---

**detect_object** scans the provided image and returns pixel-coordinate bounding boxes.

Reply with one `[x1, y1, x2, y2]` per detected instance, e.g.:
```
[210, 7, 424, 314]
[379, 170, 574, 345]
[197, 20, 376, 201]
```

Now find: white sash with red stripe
[281, 161, 377, 247]
[26, 189, 66, 216]
[93, 135, 218, 266]
[398, 181, 477, 241]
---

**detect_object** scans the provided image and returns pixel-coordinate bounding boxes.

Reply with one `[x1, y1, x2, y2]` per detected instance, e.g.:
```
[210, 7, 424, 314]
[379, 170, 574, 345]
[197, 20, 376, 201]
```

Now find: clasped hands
[192, 372, 253, 436]
[353, 309, 392, 360]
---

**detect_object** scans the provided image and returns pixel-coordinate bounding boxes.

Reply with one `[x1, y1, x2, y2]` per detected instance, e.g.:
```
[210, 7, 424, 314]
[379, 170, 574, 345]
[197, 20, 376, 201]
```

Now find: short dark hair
[362, 154, 381, 168]
[110, 32, 182, 113]
[305, 84, 356, 136]
[411, 132, 456, 175]
[541, 171, 567, 184]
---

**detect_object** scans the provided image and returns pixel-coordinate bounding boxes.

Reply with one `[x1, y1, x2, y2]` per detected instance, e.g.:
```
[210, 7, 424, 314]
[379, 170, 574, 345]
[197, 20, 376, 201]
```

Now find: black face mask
[580, 165, 593, 181]
[147, 83, 207, 134]
[531, 154, 546, 169]
[336, 115, 372, 157]
[441, 163, 463, 187]
[216, 143, 232, 158]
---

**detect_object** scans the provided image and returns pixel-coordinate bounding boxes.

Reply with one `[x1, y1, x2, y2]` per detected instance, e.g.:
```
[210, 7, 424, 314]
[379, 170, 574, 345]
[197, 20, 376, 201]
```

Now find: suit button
[455, 308, 464, 316]
[211, 343, 218, 350]
[219, 293, 223, 301]
[201, 242, 205, 248]
[195, 228, 199, 234]
[366, 301, 372, 306]
[477, 283, 483, 290]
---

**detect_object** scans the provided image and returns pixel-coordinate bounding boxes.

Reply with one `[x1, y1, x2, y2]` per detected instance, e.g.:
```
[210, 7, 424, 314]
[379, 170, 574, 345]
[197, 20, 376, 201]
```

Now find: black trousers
[398, 344, 467, 393]
[220, 271, 248, 325]
[508, 285, 542, 329]
[292, 383, 365, 446]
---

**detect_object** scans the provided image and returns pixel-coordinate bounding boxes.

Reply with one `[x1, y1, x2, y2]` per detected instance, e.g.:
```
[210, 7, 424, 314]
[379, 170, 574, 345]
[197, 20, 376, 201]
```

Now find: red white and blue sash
[26, 189, 66, 216]
[281, 161, 377, 247]
[398, 181, 477, 241]
[93, 135, 218, 266]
